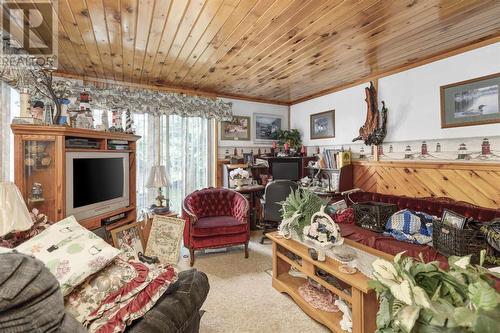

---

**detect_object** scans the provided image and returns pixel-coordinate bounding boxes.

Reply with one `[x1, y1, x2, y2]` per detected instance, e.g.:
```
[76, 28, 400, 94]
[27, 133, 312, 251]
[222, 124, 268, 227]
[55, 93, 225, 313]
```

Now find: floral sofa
[340, 191, 500, 264]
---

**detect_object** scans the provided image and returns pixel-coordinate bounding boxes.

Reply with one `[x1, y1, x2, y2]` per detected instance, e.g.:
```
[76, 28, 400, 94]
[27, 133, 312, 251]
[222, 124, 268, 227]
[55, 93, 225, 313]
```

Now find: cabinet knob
[58, 208, 62, 213]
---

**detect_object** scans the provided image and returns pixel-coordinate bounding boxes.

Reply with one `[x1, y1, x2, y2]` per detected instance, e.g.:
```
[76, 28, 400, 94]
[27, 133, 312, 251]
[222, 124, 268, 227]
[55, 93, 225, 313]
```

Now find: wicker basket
[353, 202, 398, 233]
[433, 220, 488, 264]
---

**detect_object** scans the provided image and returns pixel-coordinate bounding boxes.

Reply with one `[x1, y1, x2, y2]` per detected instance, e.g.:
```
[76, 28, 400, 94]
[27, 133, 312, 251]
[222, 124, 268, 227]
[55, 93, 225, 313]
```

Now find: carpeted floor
[176, 231, 329, 333]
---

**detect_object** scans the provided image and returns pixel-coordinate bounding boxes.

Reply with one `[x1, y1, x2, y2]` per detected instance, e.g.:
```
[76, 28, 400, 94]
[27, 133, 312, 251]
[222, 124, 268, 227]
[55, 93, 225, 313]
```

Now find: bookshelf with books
[307, 149, 353, 193]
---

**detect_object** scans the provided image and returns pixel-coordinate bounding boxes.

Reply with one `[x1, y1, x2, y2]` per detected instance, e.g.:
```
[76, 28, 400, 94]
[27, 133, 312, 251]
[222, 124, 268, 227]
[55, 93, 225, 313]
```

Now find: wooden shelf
[65, 148, 132, 153]
[269, 232, 381, 333]
[274, 273, 344, 333]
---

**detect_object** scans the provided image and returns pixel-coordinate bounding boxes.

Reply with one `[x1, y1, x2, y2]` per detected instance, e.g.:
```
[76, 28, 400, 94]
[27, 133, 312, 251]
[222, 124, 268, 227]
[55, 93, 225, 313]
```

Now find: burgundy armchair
[182, 187, 250, 266]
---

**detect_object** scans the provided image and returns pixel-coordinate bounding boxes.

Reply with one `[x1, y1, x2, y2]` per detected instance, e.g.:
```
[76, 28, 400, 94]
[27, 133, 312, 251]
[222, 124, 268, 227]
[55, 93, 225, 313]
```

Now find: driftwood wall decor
[352, 81, 387, 146]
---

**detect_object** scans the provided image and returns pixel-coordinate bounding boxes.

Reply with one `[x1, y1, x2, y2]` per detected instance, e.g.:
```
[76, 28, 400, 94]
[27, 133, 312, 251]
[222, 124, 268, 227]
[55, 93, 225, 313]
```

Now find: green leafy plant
[276, 129, 302, 150]
[280, 189, 327, 239]
[369, 251, 500, 333]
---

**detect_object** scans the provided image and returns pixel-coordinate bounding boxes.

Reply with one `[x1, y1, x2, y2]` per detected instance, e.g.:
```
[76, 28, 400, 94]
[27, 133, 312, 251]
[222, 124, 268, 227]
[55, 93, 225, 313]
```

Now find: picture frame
[220, 116, 251, 141]
[243, 152, 254, 165]
[440, 72, 500, 128]
[145, 216, 185, 264]
[110, 222, 145, 256]
[310, 110, 335, 139]
[254, 113, 283, 141]
[441, 209, 467, 230]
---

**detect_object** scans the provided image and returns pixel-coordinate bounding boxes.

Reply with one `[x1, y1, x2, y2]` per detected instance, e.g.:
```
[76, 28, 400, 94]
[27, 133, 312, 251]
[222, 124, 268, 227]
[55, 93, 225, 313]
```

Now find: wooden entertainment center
[11, 124, 140, 231]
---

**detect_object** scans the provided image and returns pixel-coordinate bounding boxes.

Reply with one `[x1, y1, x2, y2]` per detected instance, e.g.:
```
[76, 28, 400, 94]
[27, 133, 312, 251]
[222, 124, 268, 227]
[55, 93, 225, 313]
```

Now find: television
[270, 159, 301, 181]
[66, 152, 130, 221]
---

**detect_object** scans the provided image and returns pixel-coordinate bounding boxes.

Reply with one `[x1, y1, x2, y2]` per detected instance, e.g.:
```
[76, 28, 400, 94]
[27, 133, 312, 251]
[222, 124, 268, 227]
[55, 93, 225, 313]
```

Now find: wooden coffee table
[267, 231, 393, 333]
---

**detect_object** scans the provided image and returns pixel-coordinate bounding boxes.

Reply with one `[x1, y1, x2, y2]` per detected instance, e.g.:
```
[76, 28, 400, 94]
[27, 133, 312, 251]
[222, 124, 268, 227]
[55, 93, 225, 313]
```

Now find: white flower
[229, 168, 250, 179]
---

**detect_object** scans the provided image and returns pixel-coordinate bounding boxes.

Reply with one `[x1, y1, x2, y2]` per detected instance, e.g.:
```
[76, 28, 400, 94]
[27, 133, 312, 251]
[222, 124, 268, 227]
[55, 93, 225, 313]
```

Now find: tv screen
[272, 161, 300, 180]
[73, 158, 124, 208]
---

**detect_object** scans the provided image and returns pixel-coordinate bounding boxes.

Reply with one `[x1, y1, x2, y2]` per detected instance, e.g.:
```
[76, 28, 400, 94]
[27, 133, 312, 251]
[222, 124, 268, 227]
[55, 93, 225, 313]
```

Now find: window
[134, 113, 211, 213]
[0, 83, 20, 181]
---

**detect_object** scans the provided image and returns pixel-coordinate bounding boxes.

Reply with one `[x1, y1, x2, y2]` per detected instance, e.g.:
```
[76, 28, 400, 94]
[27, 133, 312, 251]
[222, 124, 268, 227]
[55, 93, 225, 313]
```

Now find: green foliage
[280, 189, 326, 239]
[276, 129, 302, 150]
[371, 250, 500, 333]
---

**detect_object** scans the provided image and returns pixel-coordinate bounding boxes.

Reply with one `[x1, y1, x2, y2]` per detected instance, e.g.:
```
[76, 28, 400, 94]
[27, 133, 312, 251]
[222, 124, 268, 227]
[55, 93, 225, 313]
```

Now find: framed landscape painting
[310, 110, 335, 139]
[110, 222, 144, 259]
[440, 72, 500, 128]
[254, 113, 282, 141]
[221, 116, 251, 141]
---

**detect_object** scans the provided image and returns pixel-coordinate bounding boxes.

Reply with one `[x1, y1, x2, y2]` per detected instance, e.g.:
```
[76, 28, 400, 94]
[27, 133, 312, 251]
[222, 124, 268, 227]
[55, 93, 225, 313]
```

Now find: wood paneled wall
[353, 161, 500, 209]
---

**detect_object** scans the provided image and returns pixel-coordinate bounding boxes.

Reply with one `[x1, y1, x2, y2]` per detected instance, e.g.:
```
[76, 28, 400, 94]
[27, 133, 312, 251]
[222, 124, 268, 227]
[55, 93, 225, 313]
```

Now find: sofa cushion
[339, 224, 447, 265]
[192, 216, 247, 237]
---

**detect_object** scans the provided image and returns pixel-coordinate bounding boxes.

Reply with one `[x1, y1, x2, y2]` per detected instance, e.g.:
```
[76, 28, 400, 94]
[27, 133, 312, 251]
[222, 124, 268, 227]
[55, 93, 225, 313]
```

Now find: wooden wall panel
[353, 161, 500, 209]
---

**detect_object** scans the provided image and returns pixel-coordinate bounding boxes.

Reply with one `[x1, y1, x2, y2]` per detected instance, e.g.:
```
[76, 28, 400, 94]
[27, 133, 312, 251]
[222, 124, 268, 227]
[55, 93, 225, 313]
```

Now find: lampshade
[146, 165, 169, 188]
[0, 182, 33, 237]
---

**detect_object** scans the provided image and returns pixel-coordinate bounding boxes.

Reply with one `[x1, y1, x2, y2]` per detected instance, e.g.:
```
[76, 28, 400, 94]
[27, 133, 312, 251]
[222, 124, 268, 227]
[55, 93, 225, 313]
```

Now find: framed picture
[221, 116, 251, 141]
[243, 152, 254, 165]
[145, 216, 185, 264]
[254, 113, 283, 141]
[441, 209, 467, 229]
[110, 222, 145, 256]
[440, 72, 500, 128]
[310, 110, 335, 139]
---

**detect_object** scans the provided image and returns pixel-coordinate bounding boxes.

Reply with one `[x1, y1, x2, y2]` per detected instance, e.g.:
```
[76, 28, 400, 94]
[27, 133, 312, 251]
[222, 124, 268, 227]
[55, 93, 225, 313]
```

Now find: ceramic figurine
[124, 109, 134, 133]
[457, 143, 471, 160]
[31, 101, 45, 121]
[404, 145, 414, 159]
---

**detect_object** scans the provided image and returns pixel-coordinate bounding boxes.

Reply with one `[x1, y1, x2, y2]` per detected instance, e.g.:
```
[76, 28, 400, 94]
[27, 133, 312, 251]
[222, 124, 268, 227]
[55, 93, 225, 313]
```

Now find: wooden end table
[267, 231, 393, 333]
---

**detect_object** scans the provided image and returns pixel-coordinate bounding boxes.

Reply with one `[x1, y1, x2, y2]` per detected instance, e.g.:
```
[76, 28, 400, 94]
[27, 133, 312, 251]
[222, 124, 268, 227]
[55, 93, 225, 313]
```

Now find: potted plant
[369, 251, 500, 333]
[229, 168, 250, 190]
[277, 129, 302, 150]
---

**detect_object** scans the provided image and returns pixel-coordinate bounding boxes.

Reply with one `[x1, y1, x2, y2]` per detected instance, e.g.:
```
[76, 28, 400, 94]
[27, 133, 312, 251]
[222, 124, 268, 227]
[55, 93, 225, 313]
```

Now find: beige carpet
[176, 232, 329, 333]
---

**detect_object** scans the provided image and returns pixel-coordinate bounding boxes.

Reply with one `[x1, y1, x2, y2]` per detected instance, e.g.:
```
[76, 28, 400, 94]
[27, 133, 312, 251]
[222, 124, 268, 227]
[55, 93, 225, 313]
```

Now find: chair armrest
[182, 201, 198, 224]
[231, 193, 249, 224]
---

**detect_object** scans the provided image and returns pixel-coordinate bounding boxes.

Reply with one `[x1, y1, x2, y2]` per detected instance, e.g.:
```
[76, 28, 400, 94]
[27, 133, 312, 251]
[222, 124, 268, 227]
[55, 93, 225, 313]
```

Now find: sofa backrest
[348, 192, 499, 222]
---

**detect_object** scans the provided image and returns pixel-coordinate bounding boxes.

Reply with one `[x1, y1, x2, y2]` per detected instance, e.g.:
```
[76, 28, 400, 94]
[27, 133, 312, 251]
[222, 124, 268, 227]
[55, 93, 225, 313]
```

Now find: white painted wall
[291, 42, 500, 146]
[219, 98, 288, 150]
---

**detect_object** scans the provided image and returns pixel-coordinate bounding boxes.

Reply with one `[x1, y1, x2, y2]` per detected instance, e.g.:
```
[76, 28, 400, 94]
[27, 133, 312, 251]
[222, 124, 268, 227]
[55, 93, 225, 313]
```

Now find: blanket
[384, 209, 435, 245]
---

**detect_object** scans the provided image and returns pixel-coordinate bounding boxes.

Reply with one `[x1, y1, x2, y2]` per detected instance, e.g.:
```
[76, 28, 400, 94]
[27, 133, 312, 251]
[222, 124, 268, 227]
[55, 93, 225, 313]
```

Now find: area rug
[176, 232, 329, 333]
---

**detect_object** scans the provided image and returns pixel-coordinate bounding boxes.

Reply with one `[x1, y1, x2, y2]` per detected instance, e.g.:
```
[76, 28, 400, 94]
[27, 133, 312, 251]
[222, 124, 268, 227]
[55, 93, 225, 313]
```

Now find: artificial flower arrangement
[369, 250, 500, 333]
[229, 167, 250, 190]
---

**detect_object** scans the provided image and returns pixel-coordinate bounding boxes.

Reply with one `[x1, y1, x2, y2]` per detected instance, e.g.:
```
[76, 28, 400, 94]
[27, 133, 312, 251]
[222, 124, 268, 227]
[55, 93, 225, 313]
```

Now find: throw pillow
[65, 258, 139, 324]
[16, 216, 120, 296]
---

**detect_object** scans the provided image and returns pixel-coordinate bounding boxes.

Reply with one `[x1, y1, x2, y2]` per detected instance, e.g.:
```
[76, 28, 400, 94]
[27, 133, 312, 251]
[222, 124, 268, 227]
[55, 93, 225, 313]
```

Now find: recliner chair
[259, 180, 298, 244]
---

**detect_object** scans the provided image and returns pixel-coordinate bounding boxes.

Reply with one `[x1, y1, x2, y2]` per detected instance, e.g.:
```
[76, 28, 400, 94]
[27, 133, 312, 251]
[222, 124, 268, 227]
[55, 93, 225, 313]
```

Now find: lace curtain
[0, 83, 19, 181]
[134, 113, 210, 213]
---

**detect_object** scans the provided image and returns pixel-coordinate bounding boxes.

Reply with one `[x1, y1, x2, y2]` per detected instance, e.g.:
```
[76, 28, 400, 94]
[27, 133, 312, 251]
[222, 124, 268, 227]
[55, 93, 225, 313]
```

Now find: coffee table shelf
[268, 231, 390, 333]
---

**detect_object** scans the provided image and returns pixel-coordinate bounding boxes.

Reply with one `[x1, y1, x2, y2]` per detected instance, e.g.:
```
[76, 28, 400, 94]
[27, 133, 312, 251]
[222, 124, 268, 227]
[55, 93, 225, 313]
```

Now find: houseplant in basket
[369, 250, 500, 333]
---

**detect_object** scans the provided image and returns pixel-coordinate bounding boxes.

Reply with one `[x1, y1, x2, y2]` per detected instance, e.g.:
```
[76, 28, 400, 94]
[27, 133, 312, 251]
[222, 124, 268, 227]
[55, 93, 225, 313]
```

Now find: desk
[233, 185, 265, 230]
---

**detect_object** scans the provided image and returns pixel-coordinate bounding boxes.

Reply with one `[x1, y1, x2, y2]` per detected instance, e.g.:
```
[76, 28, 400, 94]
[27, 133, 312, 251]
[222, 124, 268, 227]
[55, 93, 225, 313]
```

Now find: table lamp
[146, 165, 169, 211]
[0, 182, 33, 237]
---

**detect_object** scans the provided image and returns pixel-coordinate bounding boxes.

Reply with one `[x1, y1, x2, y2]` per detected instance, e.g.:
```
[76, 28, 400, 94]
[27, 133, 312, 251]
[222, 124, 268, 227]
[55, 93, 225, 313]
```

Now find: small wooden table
[233, 184, 265, 230]
[268, 232, 393, 333]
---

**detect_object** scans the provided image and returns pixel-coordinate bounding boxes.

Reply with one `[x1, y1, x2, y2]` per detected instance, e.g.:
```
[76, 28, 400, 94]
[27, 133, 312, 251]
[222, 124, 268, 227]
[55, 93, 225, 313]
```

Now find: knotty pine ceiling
[11, 0, 500, 104]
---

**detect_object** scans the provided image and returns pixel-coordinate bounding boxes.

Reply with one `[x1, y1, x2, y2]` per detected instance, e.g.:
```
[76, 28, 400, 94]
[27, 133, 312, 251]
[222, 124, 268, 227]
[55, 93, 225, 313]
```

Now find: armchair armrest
[231, 193, 249, 224]
[182, 201, 198, 224]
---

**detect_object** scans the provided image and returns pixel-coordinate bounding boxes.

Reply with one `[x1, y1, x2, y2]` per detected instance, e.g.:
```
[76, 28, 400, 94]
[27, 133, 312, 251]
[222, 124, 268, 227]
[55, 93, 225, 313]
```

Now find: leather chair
[182, 187, 249, 266]
[259, 180, 298, 244]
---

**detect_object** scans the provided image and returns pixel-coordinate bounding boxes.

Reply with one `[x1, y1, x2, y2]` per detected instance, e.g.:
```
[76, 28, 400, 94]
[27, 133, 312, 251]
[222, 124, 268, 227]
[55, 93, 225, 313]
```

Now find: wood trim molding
[352, 160, 500, 171]
[291, 34, 500, 105]
[53, 72, 289, 106]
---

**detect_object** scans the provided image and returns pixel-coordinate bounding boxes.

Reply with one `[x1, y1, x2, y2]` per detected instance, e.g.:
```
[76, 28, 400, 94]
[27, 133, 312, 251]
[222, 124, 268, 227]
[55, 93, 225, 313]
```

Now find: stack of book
[323, 149, 352, 169]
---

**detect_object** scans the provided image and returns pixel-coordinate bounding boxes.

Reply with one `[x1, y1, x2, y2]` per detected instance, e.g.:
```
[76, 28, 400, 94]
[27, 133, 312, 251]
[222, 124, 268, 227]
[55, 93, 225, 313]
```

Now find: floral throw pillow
[65, 258, 139, 324]
[16, 216, 120, 296]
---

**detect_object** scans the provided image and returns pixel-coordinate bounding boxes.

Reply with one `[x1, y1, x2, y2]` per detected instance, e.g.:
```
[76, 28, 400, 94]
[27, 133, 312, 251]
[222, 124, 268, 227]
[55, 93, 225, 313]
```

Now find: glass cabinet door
[22, 139, 57, 221]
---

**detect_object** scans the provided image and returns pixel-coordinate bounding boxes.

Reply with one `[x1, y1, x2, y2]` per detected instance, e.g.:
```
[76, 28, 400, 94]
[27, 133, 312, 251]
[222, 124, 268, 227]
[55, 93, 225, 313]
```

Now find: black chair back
[263, 180, 298, 222]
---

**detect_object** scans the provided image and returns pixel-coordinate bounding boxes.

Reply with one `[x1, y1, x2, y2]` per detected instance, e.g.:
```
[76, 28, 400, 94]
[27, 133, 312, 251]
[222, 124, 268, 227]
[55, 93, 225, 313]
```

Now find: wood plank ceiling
[9, 0, 500, 104]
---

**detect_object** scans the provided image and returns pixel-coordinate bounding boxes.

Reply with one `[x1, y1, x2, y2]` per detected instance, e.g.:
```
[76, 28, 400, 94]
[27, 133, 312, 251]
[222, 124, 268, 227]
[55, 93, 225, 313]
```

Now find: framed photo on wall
[440, 72, 500, 128]
[254, 113, 283, 141]
[310, 110, 335, 139]
[221, 116, 251, 141]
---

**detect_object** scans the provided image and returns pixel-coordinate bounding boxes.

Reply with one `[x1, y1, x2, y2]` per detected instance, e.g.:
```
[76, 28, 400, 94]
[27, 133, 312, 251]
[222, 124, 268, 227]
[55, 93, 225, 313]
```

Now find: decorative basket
[353, 202, 398, 233]
[433, 220, 489, 264]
